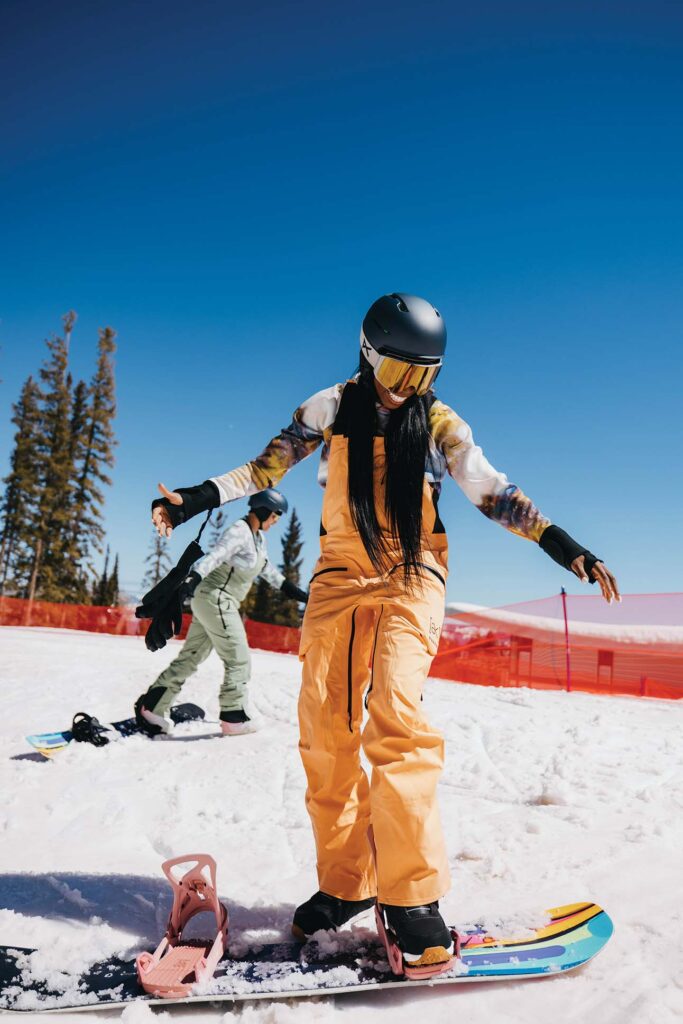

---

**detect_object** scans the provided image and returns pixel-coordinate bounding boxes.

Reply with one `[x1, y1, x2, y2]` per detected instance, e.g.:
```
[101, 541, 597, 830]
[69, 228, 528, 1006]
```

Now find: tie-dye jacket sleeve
[209, 384, 342, 503]
[429, 399, 551, 542]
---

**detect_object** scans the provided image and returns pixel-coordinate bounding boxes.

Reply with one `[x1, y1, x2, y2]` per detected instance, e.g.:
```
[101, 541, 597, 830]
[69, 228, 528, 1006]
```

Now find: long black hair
[347, 361, 431, 584]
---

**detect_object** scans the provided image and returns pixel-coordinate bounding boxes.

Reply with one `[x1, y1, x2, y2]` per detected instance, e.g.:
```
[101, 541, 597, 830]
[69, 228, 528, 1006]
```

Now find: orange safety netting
[0, 596, 302, 654]
[433, 593, 683, 700]
[2, 592, 681, 700]
[0, 595, 146, 635]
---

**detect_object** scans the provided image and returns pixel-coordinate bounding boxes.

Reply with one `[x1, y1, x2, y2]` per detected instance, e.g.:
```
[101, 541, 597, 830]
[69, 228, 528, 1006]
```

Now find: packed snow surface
[1, 626, 682, 1023]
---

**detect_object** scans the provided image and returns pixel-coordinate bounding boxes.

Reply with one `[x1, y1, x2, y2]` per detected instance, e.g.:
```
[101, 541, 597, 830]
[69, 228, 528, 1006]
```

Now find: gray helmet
[248, 488, 288, 520]
[361, 292, 446, 362]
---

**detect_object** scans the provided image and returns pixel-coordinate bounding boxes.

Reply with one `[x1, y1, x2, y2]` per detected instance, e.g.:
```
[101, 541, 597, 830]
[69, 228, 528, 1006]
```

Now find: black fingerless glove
[151, 480, 220, 530]
[538, 525, 600, 583]
[281, 579, 309, 604]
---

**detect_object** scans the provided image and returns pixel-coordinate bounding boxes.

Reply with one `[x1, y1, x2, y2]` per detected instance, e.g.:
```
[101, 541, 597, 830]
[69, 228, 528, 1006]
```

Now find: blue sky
[1, 0, 681, 605]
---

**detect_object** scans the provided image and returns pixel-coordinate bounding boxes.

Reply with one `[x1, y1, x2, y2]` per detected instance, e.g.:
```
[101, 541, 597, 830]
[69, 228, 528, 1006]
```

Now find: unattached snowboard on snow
[0, 901, 613, 1012]
[25, 703, 205, 757]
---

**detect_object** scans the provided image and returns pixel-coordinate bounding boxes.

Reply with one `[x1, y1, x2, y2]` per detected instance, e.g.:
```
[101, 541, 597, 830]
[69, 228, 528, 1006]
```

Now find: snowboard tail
[0, 901, 613, 1011]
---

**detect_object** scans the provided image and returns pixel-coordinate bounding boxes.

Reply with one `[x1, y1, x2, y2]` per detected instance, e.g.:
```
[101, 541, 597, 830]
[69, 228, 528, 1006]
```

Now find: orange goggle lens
[373, 355, 441, 396]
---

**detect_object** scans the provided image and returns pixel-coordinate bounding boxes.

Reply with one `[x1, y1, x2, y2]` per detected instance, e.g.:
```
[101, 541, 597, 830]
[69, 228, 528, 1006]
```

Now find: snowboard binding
[375, 904, 460, 981]
[136, 854, 229, 998]
[365, 825, 459, 980]
[71, 712, 110, 747]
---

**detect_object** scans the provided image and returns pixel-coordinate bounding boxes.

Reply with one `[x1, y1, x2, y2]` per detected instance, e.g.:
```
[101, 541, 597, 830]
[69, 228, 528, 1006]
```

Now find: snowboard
[0, 901, 612, 1011]
[25, 703, 206, 757]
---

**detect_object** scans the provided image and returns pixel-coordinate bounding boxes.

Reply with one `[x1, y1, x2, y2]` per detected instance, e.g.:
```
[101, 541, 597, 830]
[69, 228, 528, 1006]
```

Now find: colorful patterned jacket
[209, 382, 550, 543]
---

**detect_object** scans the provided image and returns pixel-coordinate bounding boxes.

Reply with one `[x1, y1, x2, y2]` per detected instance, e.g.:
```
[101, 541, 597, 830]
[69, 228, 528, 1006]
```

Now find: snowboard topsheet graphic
[0, 901, 613, 1011]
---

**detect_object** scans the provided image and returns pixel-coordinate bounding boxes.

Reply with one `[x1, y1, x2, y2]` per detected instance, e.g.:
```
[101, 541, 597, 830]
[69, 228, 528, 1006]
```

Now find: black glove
[538, 525, 600, 583]
[281, 579, 309, 604]
[143, 592, 185, 652]
[136, 541, 204, 620]
[151, 480, 220, 530]
[183, 570, 201, 600]
[136, 546, 204, 651]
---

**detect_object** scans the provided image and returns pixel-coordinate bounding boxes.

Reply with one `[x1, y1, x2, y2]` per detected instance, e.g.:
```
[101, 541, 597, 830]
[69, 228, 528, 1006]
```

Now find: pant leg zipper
[347, 607, 358, 733]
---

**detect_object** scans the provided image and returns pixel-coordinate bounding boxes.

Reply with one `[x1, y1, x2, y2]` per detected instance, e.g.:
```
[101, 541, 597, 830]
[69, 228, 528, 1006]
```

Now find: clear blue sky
[1, 0, 681, 605]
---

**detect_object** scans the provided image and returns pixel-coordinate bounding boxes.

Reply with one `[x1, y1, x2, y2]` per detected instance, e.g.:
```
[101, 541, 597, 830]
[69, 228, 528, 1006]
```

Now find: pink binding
[374, 904, 460, 981]
[136, 854, 229, 998]
[367, 826, 459, 981]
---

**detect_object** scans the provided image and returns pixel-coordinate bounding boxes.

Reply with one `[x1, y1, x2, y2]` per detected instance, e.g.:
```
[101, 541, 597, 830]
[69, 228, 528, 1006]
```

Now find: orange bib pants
[298, 409, 451, 907]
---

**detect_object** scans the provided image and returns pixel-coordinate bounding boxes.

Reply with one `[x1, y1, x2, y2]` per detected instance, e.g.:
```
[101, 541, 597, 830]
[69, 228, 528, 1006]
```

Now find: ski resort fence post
[561, 587, 572, 692]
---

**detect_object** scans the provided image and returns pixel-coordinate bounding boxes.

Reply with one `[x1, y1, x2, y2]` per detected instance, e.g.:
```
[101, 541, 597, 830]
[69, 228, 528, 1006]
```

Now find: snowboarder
[135, 488, 308, 737]
[147, 293, 620, 972]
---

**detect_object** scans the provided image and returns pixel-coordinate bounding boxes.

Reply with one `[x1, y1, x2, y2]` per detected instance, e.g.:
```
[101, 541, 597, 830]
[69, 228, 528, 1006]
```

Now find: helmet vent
[389, 293, 409, 313]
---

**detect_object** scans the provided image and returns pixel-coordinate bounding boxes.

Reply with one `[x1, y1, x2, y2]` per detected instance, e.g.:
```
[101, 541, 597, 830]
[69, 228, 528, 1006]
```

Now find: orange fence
[433, 593, 683, 700]
[2, 592, 681, 699]
[0, 595, 144, 635]
[0, 596, 302, 653]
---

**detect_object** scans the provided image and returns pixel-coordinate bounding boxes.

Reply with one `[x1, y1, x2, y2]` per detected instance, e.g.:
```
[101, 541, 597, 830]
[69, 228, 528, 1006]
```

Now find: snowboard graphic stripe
[462, 902, 603, 950]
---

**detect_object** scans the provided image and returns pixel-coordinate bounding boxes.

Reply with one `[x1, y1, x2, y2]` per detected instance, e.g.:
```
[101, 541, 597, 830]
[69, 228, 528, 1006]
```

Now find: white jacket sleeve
[258, 559, 285, 590]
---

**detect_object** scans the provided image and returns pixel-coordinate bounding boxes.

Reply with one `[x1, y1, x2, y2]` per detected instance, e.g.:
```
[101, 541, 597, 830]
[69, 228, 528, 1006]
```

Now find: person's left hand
[152, 482, 183, 538]
[570, 555, 621, 604]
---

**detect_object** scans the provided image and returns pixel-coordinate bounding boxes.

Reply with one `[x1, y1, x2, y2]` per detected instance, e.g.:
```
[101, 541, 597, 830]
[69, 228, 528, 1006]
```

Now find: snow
[1, 625, 682, 1023]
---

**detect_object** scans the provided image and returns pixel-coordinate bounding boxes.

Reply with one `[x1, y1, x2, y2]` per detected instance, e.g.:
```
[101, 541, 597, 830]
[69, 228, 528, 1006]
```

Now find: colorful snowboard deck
[0, 901, 613, 1011]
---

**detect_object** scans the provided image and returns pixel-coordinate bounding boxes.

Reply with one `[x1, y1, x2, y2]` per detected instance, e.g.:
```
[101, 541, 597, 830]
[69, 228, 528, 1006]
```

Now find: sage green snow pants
[144, 586, 251, 715]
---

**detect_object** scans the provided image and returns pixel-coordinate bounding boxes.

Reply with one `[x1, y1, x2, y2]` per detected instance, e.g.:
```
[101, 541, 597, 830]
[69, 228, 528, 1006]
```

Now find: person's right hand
[152, 483, 183, 537]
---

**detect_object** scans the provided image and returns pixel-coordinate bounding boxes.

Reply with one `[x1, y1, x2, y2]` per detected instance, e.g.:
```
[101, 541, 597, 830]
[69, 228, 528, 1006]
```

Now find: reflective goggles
[360, 331, 442, 396]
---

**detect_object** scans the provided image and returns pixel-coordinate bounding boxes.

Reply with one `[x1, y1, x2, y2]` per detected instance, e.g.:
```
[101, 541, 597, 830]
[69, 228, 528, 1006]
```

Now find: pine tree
[64, 379, 92, 601]
[0, 376, 42, 595]
[1, 315, 118, 603]
[92, 546, 110, 606]
[271, 509, 305, 626]
[70, 326, 117, 589]
[27, 314, 77, 601]
[248, 576, 278, 624]
[105, 553, 119, 605]
[142, 532, 173, 590]
[240, 578, 257, 620]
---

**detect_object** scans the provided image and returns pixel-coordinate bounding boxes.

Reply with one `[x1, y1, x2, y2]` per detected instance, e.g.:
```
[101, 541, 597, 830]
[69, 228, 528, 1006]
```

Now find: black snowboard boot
[381, 902, 454, 965]
[292, 891, 376, 940]
[134, 692, 171, 737]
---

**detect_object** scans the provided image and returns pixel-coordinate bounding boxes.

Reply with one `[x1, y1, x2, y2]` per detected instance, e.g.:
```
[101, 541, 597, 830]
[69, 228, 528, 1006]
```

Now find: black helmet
[248, 488, 288, 521]
[361, 292, 446, 363]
